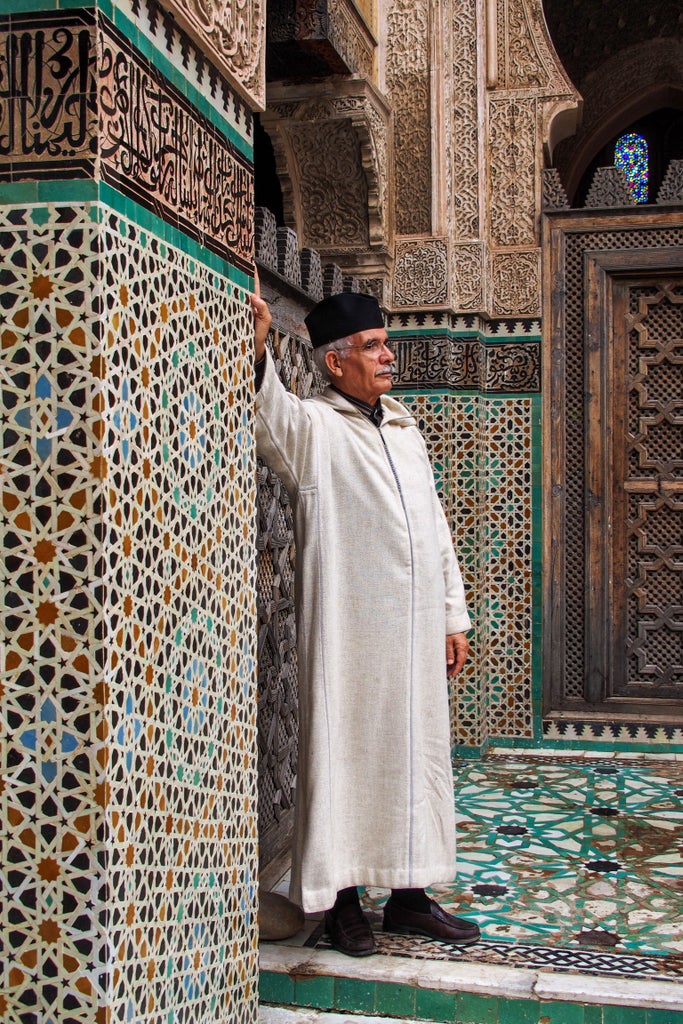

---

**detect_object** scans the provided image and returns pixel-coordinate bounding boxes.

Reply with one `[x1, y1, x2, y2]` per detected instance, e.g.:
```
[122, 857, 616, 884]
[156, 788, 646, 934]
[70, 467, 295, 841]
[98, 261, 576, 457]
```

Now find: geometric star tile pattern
[398, 392, 538, 750]
[1, 202, 259, 1024]
[302, 756, 683, 981]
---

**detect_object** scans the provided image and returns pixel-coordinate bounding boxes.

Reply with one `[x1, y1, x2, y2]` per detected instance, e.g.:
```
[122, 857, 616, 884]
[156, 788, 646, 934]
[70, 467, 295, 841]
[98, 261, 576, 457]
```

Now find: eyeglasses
[340, 338, 393, 355]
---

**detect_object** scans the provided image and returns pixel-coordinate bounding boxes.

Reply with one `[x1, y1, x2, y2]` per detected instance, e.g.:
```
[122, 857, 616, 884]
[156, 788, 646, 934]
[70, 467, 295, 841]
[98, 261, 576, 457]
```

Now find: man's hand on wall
[251, 268, 272, 360]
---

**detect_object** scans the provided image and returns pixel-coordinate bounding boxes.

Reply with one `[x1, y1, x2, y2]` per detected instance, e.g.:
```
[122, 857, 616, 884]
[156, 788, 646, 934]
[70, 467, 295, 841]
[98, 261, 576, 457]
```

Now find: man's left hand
[446, 632, 470, 677]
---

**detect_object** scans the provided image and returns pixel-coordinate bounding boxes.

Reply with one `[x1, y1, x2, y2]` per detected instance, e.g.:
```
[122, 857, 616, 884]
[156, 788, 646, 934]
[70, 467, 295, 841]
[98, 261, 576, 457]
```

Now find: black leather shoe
[383, 897, 480, 945]
[325, 903, 376, 957]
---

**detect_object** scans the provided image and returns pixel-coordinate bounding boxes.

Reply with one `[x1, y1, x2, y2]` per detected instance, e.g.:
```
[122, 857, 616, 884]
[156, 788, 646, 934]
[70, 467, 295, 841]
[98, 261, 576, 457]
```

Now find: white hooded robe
[255, 352, 471, 913]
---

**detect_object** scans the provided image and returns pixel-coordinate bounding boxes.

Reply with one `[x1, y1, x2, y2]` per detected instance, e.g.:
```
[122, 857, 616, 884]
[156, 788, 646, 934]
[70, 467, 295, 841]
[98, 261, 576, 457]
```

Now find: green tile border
[645, 1010, 683, 1024]
[259, 971, 668, 1024]
[415, 986, 456, 1022]
[538, 1001, 588, 1024]
[293, 974, 336, 1010]
[455, 990, 499, 1023]
[602, 1007, 652, 1024]
[0, 180, 253, 290]
[0, 0, 59, 10]
[502, 997, 546, 1024]
[387, 327, 542, 345]
[259, 971, 294, 1006]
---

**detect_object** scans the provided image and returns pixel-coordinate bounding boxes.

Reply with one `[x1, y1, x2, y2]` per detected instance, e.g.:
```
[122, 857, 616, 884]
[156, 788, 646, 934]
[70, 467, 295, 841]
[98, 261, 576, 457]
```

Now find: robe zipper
[378, 426, 417, 880]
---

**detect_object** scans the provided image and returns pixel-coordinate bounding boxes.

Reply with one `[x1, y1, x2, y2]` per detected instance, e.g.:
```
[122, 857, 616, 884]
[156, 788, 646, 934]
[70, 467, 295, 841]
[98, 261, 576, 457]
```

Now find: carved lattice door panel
[610, 278, 682, 697]
[544, 211, 683, 721]
[587, 269, 683, 703]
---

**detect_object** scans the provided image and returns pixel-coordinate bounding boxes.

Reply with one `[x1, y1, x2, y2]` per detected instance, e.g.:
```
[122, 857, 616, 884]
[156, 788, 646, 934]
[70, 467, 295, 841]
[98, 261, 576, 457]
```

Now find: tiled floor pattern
[278, 754, 683, 979]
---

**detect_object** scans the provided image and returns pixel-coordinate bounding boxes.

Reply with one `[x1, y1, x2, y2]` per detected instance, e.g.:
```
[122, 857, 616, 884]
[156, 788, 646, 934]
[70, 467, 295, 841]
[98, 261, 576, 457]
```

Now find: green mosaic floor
[260, 754, 683, 1023]
[273, 754, 683, 975]
[350, 754, 683, 979]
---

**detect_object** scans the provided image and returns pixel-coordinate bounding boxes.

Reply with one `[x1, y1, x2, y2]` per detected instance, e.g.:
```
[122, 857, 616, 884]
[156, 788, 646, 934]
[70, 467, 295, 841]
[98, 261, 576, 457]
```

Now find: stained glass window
[615, 133, 649, 203]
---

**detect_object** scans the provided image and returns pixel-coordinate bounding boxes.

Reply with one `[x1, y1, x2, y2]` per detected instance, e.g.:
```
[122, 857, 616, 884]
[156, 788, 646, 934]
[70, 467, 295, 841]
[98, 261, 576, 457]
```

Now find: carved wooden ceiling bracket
[261, 79, 393, 273]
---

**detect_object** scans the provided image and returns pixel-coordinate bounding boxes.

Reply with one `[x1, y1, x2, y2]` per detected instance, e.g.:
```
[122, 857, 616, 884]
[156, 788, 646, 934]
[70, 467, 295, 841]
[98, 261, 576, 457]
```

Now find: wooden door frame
[542, 207, 683, 722]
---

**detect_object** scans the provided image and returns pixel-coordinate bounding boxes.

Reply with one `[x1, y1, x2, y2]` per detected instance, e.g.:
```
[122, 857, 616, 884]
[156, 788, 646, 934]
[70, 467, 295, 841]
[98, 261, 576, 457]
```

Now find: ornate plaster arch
[554, 38, 683, 202]
[482, 0, 580, 314]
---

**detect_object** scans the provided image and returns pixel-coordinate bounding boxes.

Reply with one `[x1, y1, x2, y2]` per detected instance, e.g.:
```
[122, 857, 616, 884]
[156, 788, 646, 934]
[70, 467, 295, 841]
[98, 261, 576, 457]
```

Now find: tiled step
[260, 945, 683, 1024]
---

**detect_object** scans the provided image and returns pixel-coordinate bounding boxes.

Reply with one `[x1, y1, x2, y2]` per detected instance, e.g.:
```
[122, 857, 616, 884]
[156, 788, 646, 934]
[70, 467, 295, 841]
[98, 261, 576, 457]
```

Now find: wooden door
[544, 211, 683, 722]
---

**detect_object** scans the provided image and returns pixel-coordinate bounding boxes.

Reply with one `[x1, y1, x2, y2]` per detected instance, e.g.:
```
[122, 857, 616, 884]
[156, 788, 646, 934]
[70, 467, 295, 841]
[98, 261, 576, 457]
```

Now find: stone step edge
[261, 1008, 440, 1024]
[260, 944, 683, 1013]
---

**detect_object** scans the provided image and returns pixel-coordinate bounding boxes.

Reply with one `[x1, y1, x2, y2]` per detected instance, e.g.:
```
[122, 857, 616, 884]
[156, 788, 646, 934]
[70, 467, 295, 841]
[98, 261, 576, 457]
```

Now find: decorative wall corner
[656, 159, 683, 205]
[584, 166, 635, 209]
[542, 167, 570, 211]
[491, 250, 541, 316]
[393, 238, 449, 307]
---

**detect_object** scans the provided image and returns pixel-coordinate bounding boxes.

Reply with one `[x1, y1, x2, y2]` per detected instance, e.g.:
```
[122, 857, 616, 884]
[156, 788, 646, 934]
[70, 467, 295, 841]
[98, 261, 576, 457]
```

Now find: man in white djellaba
[251, 283, 480, 957]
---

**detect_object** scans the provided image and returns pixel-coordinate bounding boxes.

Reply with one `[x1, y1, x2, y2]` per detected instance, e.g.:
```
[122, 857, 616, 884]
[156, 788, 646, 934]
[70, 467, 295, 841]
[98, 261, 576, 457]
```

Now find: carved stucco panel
[492, 250, 540, 316]
[496, 0, 573, 93]
[286, 120, 369, 251]
[394, 238, 449, 306]
[331, 96, 390, 246]
[163, 0, 265, 107]
[264, 83, 392, 251]
[385, 0, 431, 236]
[452, 243, 484, 311]
[489, 96, 536, 247]
[451, 0, 480, 241]
[325, 0, 375, 78]
[503, 0, 549, 89]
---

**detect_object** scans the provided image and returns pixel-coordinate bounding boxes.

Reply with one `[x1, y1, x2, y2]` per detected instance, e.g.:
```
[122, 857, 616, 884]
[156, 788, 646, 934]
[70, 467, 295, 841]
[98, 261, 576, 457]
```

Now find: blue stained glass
[615, 133, 649, 203]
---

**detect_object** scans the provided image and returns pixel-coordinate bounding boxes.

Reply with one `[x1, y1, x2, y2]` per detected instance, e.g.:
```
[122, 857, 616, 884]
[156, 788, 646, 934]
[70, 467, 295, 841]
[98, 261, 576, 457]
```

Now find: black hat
[304, 292, 384, 348]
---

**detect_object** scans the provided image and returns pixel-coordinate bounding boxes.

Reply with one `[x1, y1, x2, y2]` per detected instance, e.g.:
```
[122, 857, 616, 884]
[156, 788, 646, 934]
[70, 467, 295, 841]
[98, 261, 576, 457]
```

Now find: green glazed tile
[335, 976, 375, 1014]
[259, 970, 294, 1004]
[416, 987, 457, 1022]
[294, 974, 336, 1009]
[375, 981, 416, 1018]
[499, 997, 540, 1023]
[0, 182, 38, 204]
[0, 0, 55, 10]
[455, 991, 499, 1023]
[37, 179, 97, 202]
[539, 1001, 586, 1024]
[646, 1010, 683, 1024]
[603, 1008, 647, 1024]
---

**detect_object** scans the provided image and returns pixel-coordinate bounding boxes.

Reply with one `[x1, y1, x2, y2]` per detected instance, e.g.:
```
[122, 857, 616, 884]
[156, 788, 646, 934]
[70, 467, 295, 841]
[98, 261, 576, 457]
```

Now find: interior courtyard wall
[381, 0, 575, 750]
[0, 1, 263, 1021]
[253, 0, 577, 762]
